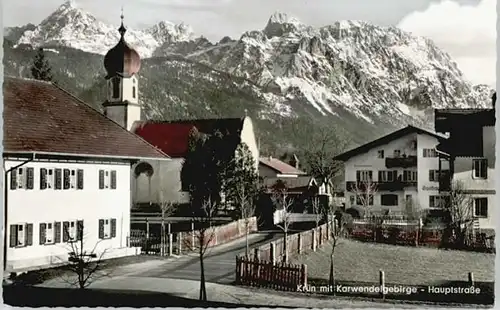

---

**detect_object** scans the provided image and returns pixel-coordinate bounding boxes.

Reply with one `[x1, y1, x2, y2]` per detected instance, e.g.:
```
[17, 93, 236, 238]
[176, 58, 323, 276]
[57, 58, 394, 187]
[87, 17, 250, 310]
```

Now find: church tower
[103, 12, 142, 131]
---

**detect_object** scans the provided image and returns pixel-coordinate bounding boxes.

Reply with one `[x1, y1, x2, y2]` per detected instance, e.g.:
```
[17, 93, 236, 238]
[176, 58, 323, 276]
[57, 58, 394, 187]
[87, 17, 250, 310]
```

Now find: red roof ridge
[22, 77, 170, 160]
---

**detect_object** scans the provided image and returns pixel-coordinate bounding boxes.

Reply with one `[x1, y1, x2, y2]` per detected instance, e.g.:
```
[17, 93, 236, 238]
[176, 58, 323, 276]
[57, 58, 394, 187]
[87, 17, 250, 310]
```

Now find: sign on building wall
[422, 185, 439, 191]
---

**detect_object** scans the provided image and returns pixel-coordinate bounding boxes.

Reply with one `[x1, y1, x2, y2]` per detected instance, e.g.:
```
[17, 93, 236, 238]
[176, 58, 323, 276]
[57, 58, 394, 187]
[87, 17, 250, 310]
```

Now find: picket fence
[235, 256, 307, 291]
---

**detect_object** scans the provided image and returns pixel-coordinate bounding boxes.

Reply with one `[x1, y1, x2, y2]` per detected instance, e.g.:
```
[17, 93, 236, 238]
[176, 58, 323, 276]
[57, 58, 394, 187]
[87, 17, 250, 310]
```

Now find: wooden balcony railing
[385, 156, 417, 168]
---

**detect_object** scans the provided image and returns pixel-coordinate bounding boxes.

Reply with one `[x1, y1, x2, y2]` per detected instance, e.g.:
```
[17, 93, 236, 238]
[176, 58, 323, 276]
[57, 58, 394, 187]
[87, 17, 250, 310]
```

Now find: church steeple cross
[118, 6, 126, 38]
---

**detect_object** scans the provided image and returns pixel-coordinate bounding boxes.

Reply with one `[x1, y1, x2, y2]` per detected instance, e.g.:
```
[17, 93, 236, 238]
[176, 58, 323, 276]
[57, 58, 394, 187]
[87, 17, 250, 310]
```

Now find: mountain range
[3, 0, 494, 156]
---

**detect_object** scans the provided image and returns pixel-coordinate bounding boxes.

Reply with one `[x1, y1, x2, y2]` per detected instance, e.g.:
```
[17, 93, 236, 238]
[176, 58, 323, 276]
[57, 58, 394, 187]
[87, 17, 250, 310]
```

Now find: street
[133, 231, 283, 283]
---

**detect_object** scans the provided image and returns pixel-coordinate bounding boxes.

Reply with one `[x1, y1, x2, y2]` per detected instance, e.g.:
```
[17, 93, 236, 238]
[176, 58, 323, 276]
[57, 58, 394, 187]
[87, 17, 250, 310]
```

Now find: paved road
[135, 231, 284, 284]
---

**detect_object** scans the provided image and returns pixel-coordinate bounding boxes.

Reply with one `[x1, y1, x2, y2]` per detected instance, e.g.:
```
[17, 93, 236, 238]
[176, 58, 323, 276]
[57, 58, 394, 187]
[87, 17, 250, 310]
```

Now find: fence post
[270, 242, 276, 265]
[298, 233, 302, 254]
[191, 221, 195, 249]
[177, 232, 183, 255]
[312, 230, 317, 251]
[379, 270, 385, 299]
[468, 272, 474, 286]
[301, 264, 307, 287]
[168, 233, 173, 256]
[254, 248, 260, 261]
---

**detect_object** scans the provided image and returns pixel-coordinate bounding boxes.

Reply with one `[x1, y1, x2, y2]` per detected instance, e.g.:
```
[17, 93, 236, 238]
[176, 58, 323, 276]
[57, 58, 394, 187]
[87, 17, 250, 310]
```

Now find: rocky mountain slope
[4, 1, 494, 155]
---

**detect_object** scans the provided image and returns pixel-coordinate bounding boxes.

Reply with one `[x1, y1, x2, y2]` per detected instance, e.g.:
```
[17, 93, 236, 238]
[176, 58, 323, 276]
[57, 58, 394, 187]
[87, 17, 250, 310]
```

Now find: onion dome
[103, 13, 141, 79]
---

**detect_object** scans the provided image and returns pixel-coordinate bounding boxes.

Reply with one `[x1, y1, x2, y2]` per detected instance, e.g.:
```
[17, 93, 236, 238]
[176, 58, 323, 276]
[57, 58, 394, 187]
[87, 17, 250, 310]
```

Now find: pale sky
[3, 0, 496, 86]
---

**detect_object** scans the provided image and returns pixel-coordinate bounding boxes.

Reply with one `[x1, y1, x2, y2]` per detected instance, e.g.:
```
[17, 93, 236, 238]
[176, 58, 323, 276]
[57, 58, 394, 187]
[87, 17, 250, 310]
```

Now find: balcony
[385, 156, 417, 168]
[346, 181, 417, 192]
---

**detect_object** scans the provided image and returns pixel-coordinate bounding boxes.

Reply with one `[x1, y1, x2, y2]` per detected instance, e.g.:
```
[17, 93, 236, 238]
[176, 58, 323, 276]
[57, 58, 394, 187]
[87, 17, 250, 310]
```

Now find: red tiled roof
[3, 77, 168, 160]
[259, 157, 307, 175]
[132, 118, 245, 158]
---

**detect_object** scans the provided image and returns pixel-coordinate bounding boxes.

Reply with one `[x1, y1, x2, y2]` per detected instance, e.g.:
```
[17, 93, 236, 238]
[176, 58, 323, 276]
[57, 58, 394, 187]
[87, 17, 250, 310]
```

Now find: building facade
[334, 125, 448, 217]
[3, 75, 168, 272]
[435, 103, 496, 234]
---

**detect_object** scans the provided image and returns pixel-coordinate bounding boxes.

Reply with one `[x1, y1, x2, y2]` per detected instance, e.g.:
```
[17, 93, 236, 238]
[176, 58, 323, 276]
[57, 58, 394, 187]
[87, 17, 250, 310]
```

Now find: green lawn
[289, 239, 495, 286]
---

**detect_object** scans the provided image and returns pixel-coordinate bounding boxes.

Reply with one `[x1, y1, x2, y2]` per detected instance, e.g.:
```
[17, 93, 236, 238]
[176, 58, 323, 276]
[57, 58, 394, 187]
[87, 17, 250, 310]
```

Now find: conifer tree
[30, 48, 53, 81]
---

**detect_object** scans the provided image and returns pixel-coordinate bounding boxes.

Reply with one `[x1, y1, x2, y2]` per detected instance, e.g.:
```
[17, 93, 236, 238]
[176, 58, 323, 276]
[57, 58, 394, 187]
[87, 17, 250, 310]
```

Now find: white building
[99, 19, 259, 210]
[3, 76, 169, 273]
[435, 105, 496, 234]
[334, 125, 448, 217]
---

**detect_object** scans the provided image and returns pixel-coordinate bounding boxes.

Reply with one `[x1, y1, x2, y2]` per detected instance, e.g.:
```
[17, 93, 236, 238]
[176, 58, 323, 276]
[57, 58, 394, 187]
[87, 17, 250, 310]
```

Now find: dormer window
[112, 77, 120, 99]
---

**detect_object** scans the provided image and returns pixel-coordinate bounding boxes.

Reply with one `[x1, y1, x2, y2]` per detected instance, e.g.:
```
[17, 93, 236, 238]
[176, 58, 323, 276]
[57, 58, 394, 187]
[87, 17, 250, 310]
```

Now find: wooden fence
[235, 256, 307, 291]
[128, 229, 176, 255]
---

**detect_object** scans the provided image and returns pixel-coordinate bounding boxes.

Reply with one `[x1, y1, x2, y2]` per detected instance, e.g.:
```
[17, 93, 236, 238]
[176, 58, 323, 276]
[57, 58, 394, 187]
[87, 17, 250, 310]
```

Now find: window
[55, 168, 62, 190]
[356, 170, 373, 182]
[381, 194, 398, 206]
[377, 150, 384, 158]
[423, 148, 437, 158]
[112, 77, 120, 98]
[62, 220, 83, 242]
[402, 170, 417, 182]
[473, 159, 487, 179]
[40, 222, 56, 245]
[99, 170, 117, 189]
[405, 194, 412, 202]
[356, 194, 374, 206]
[9, 223, 33, 247]
[429, 195, 450, 208]
[393, 150, 401, 157]
[429, 170, 439, 182]
[99, 218, 117, 239]
[474, 198, 488, 218]
[10, 167, 35, 190]
[378, 170, 396, 182]
[349, 195, 355, 205]
[410, 140, 417, 150]
[132, 86, 136, 98]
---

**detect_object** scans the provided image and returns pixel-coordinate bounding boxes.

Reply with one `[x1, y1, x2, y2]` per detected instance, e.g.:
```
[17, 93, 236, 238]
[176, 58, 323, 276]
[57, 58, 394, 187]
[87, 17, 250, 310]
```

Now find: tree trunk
[161, 219, 165, 256]
[329, 253, 335, 295]
[283, 230, 288, 263]
[245, 221, 249, 258]
[199, 253, 207, 301]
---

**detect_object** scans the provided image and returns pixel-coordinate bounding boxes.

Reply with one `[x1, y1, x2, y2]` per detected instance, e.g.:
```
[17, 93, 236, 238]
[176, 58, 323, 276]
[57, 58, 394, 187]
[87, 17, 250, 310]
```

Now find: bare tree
[186, 197, 219, 301]
[311, 196, 322, 228]
[326, 203, 349, 295]
[235, 184, 257, 258]
[59, 223, 111, 289]
[352, 179, 378, 216]
[403, 197, 422, 221]
[158, 190, 177, 256]
[300, 123, 351, 196]
[271, 187, 294, 263]
[446, 180, 475, 248]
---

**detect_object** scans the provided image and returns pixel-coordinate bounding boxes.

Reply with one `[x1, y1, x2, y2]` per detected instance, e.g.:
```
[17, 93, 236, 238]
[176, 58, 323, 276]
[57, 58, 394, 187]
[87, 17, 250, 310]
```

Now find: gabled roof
[3, 77, 168, 160]
[262, 176, 317, 191]
[333, 125, 447, 161]
[259, 157, 307, 175]
[132, 118, 246, 158]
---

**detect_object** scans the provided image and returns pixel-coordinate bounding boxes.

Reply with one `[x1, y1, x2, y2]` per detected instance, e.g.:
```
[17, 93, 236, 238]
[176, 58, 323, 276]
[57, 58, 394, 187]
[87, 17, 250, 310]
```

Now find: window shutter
[26, 168, 34, 189]
[9, 225, 17, 248]
[63, 169, 70, 190]
[40, 168, 47, 190]
[62, 221, 70, 242]
[378, 171, 383, 182]
[55, 169, 62, 189]
[429, 196, 434, 208]
[111, 171, 117, 189]
[39, 223, 47, 245]
[10, 170, 17, 190]
[77, 220, 84, 241]
[26, 224, 33, 246]
[54, 222, 61, 243]
[77, 169, 84, 189]
[482, 160, 488, 178]
[428, 170, 434, 181]
[99, 170, 105, 189]
[111, 219, 117, 238]
[98, 219, 105, 239]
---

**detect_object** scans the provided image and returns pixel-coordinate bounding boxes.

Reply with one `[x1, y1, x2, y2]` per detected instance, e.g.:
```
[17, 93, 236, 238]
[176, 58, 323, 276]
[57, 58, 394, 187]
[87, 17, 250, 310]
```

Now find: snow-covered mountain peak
[13, 1, 200, 58]
[146, 20, 196, 44]
[264, 11, 307, 38]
